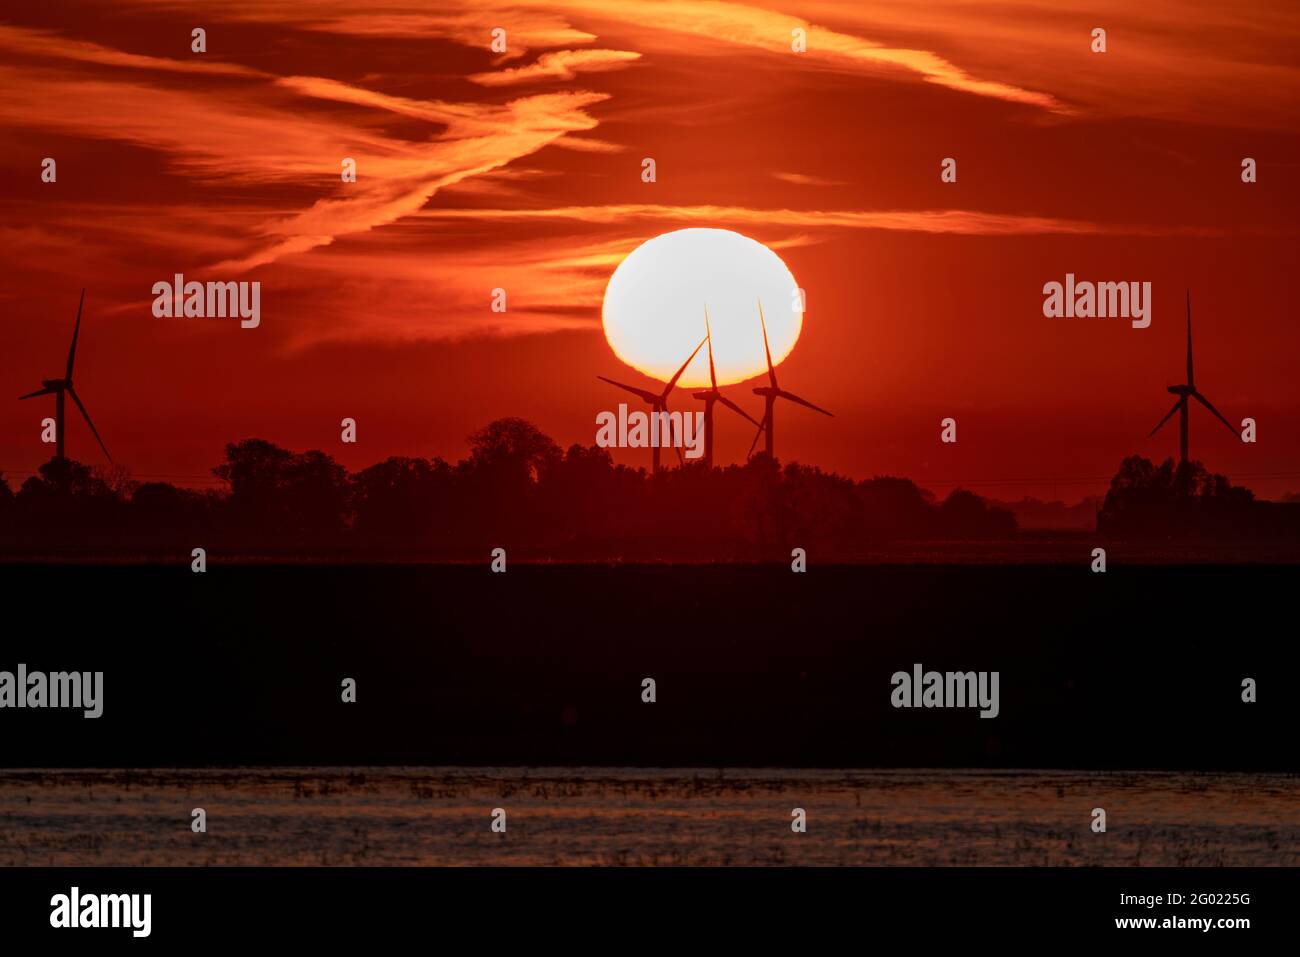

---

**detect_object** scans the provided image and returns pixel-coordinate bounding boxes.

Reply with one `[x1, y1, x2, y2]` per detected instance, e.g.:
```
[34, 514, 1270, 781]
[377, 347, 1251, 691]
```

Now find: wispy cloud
[299, 11, 597, 59]
[0, 24, 266, 77]
[121, 0, 1067, 111]
[0, 65, 392, 186]
[211, 89, 610, 271]
[0, 23, 612, 275]
[544, 0, 1067, 111]
[416, 203, 1220, 237]
[798, 0, 1300, 130]
[470, 48, 641, 85]
[273, 234, 635, 343]
[123, 4, 597, 59]
[772, 172, 846, 187]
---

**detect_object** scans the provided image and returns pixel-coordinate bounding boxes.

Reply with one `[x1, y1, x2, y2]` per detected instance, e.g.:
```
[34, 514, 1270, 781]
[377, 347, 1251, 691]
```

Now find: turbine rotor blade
[67, 288, 85, 382]
[717, 395, 761, 427]
[758, 298, 777, 388]
[704, 306, 717, 390]
[1149, 397, 1184, 436]
[597, 376, 659, 404]
[778, 389, 833, 417]
[747, 414, 767, 458]
[1185, 290, 1194, 388]
[67, 385, 112, 463]
[19, 386, 57, 400]
[661, 335, 708, 399]
[657, 397, 681, 464]
[1192, 391, 1238, 438]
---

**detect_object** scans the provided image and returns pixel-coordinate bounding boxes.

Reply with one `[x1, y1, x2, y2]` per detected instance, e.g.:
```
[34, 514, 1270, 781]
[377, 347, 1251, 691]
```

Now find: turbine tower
[748, 300, 832, 459]
[599, 335, 707, 473]
[18, 289, 112, 463]
[1149, 290, 1236, 465]
[691, 306, 760, 468]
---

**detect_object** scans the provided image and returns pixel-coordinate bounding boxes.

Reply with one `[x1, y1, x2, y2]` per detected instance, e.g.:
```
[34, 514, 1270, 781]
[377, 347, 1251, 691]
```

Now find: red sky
[2, 0, 1298, 502]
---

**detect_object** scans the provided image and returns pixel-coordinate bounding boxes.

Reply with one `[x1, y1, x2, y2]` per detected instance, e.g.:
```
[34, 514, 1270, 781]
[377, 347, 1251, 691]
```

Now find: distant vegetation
[1098, 454, 1296, 540]
[990, 496, 1101, 531]
[0, 417, 1016, 559]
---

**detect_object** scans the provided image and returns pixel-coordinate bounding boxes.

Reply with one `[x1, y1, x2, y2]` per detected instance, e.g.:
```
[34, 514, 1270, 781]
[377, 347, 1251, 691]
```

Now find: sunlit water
[1, 768, 1294, 866]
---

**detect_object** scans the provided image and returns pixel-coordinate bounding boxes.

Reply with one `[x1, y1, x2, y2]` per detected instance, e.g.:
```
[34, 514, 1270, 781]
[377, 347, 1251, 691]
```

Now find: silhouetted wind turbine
[599, 335, 707, 473]
[17, 289, 112, 463]
[1148, 290, 1236, 466]
[748, 300, 832, 459]
[691, 306, 760, 468]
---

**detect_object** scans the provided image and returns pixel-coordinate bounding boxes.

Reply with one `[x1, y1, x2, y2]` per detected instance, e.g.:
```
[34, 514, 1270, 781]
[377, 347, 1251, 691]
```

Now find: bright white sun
[601, 228, 803, 388]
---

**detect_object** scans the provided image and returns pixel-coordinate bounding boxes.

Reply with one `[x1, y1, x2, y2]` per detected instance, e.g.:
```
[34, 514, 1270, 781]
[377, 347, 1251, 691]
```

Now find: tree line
[0, 417, 1018, 559]
[5, 420, 1283, 558]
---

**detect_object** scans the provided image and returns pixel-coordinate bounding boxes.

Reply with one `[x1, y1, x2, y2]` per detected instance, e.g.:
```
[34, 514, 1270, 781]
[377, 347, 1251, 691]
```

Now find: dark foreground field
[0, 563, 1289, 769]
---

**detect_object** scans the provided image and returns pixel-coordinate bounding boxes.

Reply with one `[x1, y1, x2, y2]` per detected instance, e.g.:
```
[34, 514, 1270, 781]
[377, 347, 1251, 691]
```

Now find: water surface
[1, 767, 1294, 866]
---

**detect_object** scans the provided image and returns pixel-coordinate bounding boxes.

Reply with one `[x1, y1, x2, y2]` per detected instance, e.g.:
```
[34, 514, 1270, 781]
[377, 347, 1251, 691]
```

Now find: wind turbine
[691, 306, 761, 468]
[748, 300, 832, 459]
[599, 334, 707, 473]
[1148, 290, 1236, 466]
[17, 289, 112, 463]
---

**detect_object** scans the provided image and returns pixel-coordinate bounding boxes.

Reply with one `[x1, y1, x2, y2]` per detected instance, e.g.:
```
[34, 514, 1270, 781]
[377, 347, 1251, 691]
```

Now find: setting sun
[601, 228, 804, 387]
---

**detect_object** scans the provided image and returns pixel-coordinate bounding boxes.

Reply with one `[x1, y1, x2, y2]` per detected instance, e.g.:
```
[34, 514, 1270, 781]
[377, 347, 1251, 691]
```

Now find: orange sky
[2, 1, 1298, 501]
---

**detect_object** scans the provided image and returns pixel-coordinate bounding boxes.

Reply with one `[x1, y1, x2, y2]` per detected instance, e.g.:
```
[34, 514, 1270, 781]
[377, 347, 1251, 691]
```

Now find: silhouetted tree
[213, 440, 347, 544]
[466, 418, 562, 481]
[782, 463, 865, 553]
[1099, 455, 1255, 539]
[858, 477, 936, 539]
[283, 450, 349, 535]
[460, 418, 561, 545]
[731, 453, 788, 553]
[130, 481, 216, 545]
[537, 444, 626, 546]
[938, 488, 1018, 539]
[13, 458, 124, 544]
[351, 456, 453, 544]
[213, 439, 294, 530]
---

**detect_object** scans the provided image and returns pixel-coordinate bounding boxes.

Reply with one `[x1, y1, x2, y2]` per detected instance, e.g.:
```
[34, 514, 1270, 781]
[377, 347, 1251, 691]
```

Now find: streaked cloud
[798, 0, 1300, 130]
[470, 48, 641, 85]
[416, 204, 1221, 237]
[0, 65, 393, 186]
[299, 11, 597, 59]
[121, 0, 1066, 110]
[772, 172, 846, 187]
[211, 89, 610, 271]
[0, 24, 611, 274]
[0, 24, 265, 77]
[125, 4, 598, 59]
[544, 0, 1067, 111]
[273, 235, 635, 343]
